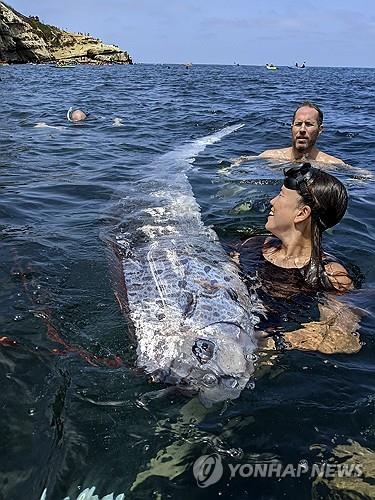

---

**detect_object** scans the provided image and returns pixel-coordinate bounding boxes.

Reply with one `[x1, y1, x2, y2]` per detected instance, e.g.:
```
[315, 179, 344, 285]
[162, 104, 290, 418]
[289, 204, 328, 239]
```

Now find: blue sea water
[1, 63, 375, 499]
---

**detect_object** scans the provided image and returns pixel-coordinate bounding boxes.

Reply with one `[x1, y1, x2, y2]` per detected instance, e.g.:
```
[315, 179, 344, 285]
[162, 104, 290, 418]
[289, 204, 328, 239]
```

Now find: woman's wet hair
[283, 163, 348, 290]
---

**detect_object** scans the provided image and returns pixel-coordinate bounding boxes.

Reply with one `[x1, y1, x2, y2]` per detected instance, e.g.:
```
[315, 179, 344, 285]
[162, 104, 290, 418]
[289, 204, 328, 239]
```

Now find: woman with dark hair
[263, 162, 351, 292]
[236, 163, 360, 354]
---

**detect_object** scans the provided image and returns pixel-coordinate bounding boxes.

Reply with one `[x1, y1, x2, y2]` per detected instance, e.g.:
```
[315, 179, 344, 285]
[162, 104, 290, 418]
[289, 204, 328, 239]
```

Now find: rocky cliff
[0, 2, 132, 64]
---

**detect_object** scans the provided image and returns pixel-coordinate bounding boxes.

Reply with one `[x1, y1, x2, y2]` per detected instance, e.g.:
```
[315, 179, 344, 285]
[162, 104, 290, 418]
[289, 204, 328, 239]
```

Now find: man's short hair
[292, 101, 323, 126]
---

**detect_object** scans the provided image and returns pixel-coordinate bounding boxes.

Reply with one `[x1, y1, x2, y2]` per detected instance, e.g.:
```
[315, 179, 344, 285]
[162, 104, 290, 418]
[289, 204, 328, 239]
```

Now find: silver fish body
[111, 125, 261, 405]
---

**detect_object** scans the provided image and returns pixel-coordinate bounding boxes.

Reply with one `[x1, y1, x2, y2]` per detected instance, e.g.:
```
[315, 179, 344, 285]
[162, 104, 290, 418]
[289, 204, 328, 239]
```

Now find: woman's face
[266, 186, 303, 236]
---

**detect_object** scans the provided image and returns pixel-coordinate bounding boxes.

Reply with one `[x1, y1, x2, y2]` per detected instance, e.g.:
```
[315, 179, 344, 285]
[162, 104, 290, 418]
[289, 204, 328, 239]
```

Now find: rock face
[0, 2, 132, 64]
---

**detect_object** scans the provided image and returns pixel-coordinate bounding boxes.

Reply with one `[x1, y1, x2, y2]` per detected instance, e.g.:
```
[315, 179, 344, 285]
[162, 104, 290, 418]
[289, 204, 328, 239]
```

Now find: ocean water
[1, 63, 375, 499]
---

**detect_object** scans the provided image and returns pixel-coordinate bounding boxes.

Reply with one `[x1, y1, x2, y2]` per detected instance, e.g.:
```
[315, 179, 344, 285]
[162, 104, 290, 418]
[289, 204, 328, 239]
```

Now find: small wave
[34, 122, 64, 130]
[335, 130, 359, 138]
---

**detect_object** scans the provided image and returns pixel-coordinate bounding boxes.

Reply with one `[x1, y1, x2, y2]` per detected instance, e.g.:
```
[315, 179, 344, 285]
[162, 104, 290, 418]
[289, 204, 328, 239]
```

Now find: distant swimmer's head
[67, 107, 88, 122]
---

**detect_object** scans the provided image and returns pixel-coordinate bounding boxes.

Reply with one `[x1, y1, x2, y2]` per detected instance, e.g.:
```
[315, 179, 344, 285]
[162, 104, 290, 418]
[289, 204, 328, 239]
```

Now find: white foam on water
[112, 117, 124, 127]
[34, 122, 64, 130]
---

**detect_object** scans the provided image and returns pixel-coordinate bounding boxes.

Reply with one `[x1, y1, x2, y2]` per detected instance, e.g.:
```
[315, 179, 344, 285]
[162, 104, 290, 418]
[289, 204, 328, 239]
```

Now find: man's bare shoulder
[315, 151, 345, 165]
[258, 147, 292, 160]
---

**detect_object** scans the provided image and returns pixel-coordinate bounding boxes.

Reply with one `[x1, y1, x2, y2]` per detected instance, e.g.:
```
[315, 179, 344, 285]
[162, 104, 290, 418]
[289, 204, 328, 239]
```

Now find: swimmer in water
[236, 163, 361, 355]
[233, 101, 345, 166]
[66, 108, 122, 127]
[67, 107, 88, 122]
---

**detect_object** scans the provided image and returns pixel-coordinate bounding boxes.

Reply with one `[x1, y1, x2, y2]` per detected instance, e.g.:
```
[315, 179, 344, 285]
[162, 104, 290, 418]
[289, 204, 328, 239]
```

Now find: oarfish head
[121, 242, 260, 406]
[160, 318, 257, 406]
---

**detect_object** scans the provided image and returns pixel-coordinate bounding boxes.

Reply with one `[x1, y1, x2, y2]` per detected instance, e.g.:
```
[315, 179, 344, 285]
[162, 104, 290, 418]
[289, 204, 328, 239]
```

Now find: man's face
[291, 106, 322, 153]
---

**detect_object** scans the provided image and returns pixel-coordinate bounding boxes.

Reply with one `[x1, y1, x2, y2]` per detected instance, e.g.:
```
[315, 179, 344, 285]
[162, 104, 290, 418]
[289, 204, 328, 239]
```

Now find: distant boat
[184, 62, 193, 69]
[265, 63, 278, 70]
[295, 61, 306, 69]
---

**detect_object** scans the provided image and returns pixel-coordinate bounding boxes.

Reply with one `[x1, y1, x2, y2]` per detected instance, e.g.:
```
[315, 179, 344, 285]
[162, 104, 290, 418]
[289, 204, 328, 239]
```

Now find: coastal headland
[0, 1, 132, 65]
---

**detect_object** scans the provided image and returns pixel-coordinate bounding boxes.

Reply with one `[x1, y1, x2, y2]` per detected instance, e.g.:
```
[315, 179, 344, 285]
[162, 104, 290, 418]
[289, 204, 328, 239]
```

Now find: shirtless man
[232, 101, 344, 166]
[260, 101, 344, 164]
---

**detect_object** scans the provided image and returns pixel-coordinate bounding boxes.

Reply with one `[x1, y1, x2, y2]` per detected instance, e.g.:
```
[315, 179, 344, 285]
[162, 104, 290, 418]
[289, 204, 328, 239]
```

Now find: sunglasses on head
[283, 162, 314, 190]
